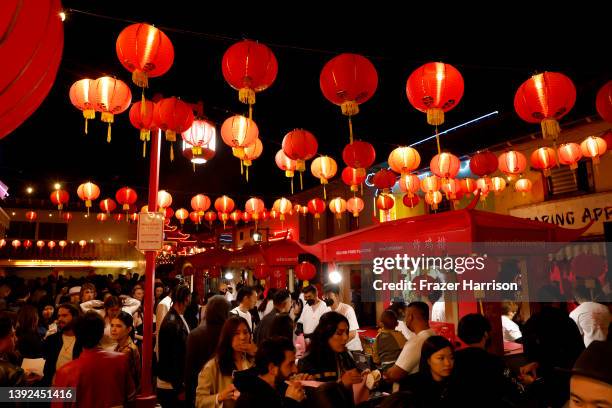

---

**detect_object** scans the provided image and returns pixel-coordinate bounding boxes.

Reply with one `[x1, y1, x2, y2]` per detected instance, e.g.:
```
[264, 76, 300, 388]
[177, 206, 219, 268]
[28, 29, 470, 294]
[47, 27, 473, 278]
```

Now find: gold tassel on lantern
[132, 70, 149, 89]
[101, 112, 114, 143]
[541, 118, 560, 141]
[140, 87, 147, 116]
[170, 143, 174, 162]
[347, 116, 354, 144]
[83, 109, 95, 135]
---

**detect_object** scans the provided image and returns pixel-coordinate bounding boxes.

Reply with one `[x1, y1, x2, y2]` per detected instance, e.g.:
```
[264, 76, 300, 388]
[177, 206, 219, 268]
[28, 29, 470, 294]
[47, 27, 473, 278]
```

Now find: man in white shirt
[501, 301, 522, 342]
[230, 286, 258, 332]
[384, 301, 435, 383]
[570, 285, 611, 347]
[298, 285, 330, 339]
[324, 284, 362, 351]
[388, 301, 415, 340]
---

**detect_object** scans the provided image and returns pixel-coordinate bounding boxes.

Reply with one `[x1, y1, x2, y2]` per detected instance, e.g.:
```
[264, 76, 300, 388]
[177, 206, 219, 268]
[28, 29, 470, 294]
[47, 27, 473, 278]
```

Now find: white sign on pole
[137, 212, 164, 251]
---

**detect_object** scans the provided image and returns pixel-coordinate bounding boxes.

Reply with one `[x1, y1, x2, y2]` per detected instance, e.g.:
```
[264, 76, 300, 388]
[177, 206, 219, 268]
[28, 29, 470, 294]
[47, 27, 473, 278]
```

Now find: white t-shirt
[335, 303, 363, 351]
[501, 315, 522, 342]
[569, 301, 611, 347]
[231, 306, 254, 332]
[431, 301, 446, 323]
[395, 328, 436, 374]
[395, 321, 415, 341]
[298, 300, 331, 335]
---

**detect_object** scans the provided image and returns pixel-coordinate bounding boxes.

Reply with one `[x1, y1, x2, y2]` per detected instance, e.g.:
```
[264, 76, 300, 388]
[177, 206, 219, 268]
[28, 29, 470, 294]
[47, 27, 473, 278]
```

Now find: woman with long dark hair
[111, 311, 141, 391]
[257, 288, 277, 319]
[16, 304, 43, 358]
[195, 316, 254, 408]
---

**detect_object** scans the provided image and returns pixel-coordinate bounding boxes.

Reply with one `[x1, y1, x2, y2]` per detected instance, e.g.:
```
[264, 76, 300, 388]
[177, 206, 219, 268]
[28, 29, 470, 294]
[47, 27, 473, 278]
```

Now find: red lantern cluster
[155, 97, 195, 161]
[295, 261, 316, 282]
[282, 129, 318, 189]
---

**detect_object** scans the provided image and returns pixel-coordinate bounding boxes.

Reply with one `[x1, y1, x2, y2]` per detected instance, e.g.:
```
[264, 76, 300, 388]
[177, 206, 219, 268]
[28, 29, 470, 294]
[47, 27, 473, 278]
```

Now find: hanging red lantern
[191, 194, 211, 216]
[182, 118, 216, 158]
[239, 138, 263, 181]
[441, 179, 463, 200]
[311, 156, 338, 199]
[189, 211, 202, 225]
[388, 147, 421, 177]
[425, 191, 443, 210]
[229, 210, 243, 225]
[347, 197, 364, 217]
[222, 40, 278, 118]
[50, 189, 69, 211]
[299, 206, 309, 216]
[490, 177, 507, 195]
[154, 97, 195, 161]
[69, 79, 96, 134]
[77, 182, 100, 212]
[420, 175, 441, 193]
[372, 169, 397, 192]
[204, 211, 217, 227]
[113, 213, 125, 222]
[245, 198, 265, 222]
[403, 194, 420, 208]
[272, 198, 292, 221]
[23, 240, 32, 249]
[476, 177, 493, 200]
[36, 240, 45, 249]
[514, 72, 576, 141]
[469, 151, 498, 177]
[214, 196, 235, 214]
[90, 76, 132, 143]
[596, 81, 612, 123]
[163, 207, 174, 220]
[96, 213, 108, 222]
[557, 143, 583, 170]
[275, 149, 298, 193]
[157, 190, 173, 210]
[530, 147, 557, 177]
[295, 261, 316, 282]
[460, 178, 478, 196]
[241, 212, 252, 223]
[376, 194, 395, 211]
[253, 264, 270, 280]
[399, 174, 421, 198]
[58, 240, 67, 249]
[307, 198, 326, 229]
[12, 240, 21, 249]
[282, 129, 318, 189]
[79, 240, 87, 248]
[258, 209, 269, 221]
[515, 178, 532, 196]
[62, 212, 73, 222]
[320, 53, 378, 143]
[498, 151, 527, 179]
[328, 197, 347, 220]
[580, 136, 607, 165]
[99, 198, 117, 215]
[221, 115, 259, 170]
[25, 211, 37, 222]
[175, 208, 189, 225]
[341, 167, 366, 193]
[47, 241, 56, 249]
[430, 152, 460, 181]
[115, 187, 138, 212]
[342, 141, 376, 173]
[129, 99, 156, 157]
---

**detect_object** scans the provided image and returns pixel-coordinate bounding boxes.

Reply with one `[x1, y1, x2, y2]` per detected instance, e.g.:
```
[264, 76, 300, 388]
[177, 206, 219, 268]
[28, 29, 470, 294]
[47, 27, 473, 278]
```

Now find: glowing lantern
[99, 198, 117, 215]
[420, 175, 441, 194]
[229, 210, 243, 225]
[515, 178, 532, 196]
[182, 119, 215, 156]
[372, 169, 397, 192]
[490, 177, 507, 195]
[36, 240, 45, 249]
[175, 208, 189, 225]
[469, 151, 498, 177]
[403, 194, 420, 208]
[530, 147, 557, 177]
[311, 156, 338, 199]
[299, 206, 309, 216]
[62, 212, 73, 222]
[272, 198, 292, 221]
[79, 240, 87, 248]
[0, 239, 5, 249]
[328, 197, 347, 220]
[580, 136, 607, 165]
[50, 189, 69, 211]
[425, 191, 443, 210]
[239, 138, 263, 181]
[163, 207, 174, 220]
[189, 211, 201, 225]
[25, 211, 37, 222]
[388, 147, 421, 177]
[476, 177, 492, 200]
[23, 240, 32, 249]
[441, 179, 463, 200]
[182, 137, 216, 170]
[154, 97, 195, 161]
[77, 182, 100, 213]
[376, 194, 395, 211]
[557, 142, 583, 172]
[97, 213, 108, 222]
[116, 187, 138, 212]
[191, 194, 211, 216]
[260, 209, 270, 221]
[47, 241, 56, 249]
[90, 76, 132, 143]
[430, 152, 460, 181]
[347, 197, 364, 217]
[342, 141, 376, 174]
[514, 72, 576, 141]
[59, 240, 67, 249]
[157, 190, 173, 210]
[204, 211, 217, 227]
[69, 79, 96, 134]
[12, 240, 21, 249]
[214, 196, 235, 214]
[460, 178, 478, 196]
[268, 209, 279, 220]
[114, 214, 125, 222]
[307, 198, 326, 229]
[320, 53, 378, 143]
[129, 99, 156, 157]
[282, 129, 318, 189]
[341, 167, 366, 194]
[129, 212, 138, 223]
[295, 261, 316, 284]
[241, 212, 252, 223]
[221, 115, 259, 167]
[596, 81, 612, 123]
[245, 198, 265, 222]
[275, 149, 298, 194]
[399, 174, 421, 198]
[498, 151, 527, 179]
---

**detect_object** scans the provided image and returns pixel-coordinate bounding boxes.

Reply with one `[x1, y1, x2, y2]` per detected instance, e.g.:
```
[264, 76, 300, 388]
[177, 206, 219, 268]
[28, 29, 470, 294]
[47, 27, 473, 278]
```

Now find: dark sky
[1, 2, 609, 210]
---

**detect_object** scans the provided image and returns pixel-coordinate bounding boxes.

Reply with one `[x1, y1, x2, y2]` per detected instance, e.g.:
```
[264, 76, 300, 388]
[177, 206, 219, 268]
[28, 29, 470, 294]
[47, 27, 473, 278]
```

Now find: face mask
[306, 299, 315, 306]
[324, 298, 334, 307]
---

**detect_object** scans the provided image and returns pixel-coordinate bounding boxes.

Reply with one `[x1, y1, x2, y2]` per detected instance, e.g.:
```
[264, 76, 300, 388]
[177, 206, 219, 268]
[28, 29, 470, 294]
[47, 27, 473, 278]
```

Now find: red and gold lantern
[311, 156, 337, 199]
[490, 177, 507, 195]
[99, 198, 117, 215]
[460, 178, 478, 196]
[282, 129, 318, 189]
[403, 194, 420, 208]
[341, 167, 367, 194]
[514, 178, 532, 196]
[90, 76, 132, 143]
[399, 174, 421, 198]
[498, 150, 527, 179]
[175, 208, 189, 225]
[154, 97, 195, 161]
[557, 143, 583, 171]
[430, 152, 460, 181]
[50, 189, 69, 211]
[580, 136, 607, 165]
[25, 211, 37, 222]
[69, 79, 96, 134]
[372, 169, 397, 192]
[388, 147, 421, 177]
[191, 194, 211, 216]
[129, 99, 156, 156]
[204, 211, 217, 227]
[62, 212, 73, 222]
[96, 213, 108, 222]
[530, 147, 557, 177]
[157, 190, 173, 210]
[469, 151, 498, 177]
[295, 261, 316, 284]
[116, 187, 138, 212]
[328, 197, 347, 220]
[272, 198, 292, 222]
[77, 182, 100, 213]
[425, 191, 443, 210]
[342, 141, 376, 173]
[347, 197, 364, 217]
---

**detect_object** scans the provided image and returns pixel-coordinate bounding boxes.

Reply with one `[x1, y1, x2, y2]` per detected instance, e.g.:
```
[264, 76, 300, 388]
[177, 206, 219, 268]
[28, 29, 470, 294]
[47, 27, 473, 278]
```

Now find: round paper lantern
[376, 194, 395, 211]
[191, 194, 211, 216]
[182, 119, 215, 156]
[469, 151, 498, 177]
[430, 152, 460, 181]
[128, 212, 138, 223]
[229, 210, 243, 224]
[295, 261, 316, 282]
[50, 189, 69, 211]
[347, 197, 364, 217]
[476, 177, 492, 200]
[114, 213, 125, 222]
[90, 76, 132, 143]
[311, 156, 337, 199]
[399, 174, 421, 197]
[25, 211, 37, 222]
[275, 149, 298, 193]
[406, 62, 464, 127]
[596, 81, 612, 123]
[403, 194, 420, 208]
[245, 197, 265, 221]
[36, 240, 45, 249]
[530, 147, 557, 177]
[189, 211, 201, 225]
[240, 138, 263, 180]
[388, 147, 421, 176]
[372, 169, 397, 191]
[328, 197, 347, 219]
[253, 264, 270, 280]
[163, 207, 174, 220]
[514, 72, 576, 141]
[460, 178, 478, 195]
[47, 241, 56, 249]
[204, 211, 217, 226]
[557, 143, 583, 170]
[269, 209, 281, 220]
[175, 208, 189, 225]
[157, 190, 173, 210]
[580, 136, 607, 165]
[23, 240, 32, 249]
[99, 198, 117, 214]
[307, 198, 326, 228]
[222, 40, 277, 116]
[77, 182, 100, 210]
[96, 213, 108, 222]
[0, 0, 63, 140]
[282, 129, 318, 187]
[514, 178, 532, 196]
[214, 196, 235, 214]
[182, 137, 216, 167]
[259, 209, 270, 221]
[490, 177, 507, 195]
[420, 175, 441, 193]
[498, 151, 527, 178]
[62, 212, 73, 222]
[441, 179, 463, 200]
[79, 240, 87, 248]
[129, 99, 156, 156]
[154, 97, 195, 161]
[342, 141, 376, 172]
[12, 240, 21, 249]
[221, 115, 259, 166]
[425, 191, 443, 210]
[341, 167, 366, 193]
[59, 240, 67, 249]
[69, 79, 96, 134]
[241, 212, 252, 223]
[116, 187, 138, 211]
[272, 198, 292, 221]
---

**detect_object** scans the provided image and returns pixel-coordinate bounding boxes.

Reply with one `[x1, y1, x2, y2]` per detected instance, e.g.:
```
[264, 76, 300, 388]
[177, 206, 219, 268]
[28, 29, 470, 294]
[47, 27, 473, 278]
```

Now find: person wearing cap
[567, 340, 612, 407]
[68, 286, 81, 305]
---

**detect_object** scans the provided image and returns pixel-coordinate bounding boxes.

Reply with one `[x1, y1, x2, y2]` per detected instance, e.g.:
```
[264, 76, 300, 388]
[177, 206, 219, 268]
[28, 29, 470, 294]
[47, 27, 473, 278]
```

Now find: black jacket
[16, 329, 43, 359]
[41, 331, 82, 386]
[254, 309, 278, 345]
[234, 368, 301, 408]
[0, 359, 24, 387]
[157, 307, 189, 391]
[400, 372, 454, 408]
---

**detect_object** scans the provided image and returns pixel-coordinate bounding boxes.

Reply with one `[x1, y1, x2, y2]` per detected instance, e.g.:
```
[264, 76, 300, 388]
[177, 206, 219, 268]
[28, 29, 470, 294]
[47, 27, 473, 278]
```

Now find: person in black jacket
[41, 303, 82, 385]
[234, 336, 308, 408]
[184, 295, 230, 408]
[157, 284, 191, 407]
[255, 290, 291, 344]
[16, 304, 43, 358]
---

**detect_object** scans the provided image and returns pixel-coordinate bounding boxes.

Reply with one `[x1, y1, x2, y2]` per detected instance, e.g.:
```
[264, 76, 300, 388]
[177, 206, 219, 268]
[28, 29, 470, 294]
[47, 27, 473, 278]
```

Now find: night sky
[1, 2, 609, 210]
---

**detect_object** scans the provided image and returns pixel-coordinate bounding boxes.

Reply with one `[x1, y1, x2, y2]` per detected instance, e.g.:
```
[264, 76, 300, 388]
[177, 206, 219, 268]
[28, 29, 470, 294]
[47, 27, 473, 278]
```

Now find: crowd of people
[0, 272, 611, 407]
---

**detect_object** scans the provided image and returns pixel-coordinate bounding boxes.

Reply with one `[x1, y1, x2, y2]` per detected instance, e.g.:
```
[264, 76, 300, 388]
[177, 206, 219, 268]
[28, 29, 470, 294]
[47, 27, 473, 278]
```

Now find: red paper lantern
[214, 196, 235, 214]
[347, 197, 365, 217]
[222, 40, 277, 115]
[311, 156, 338, 199]
[253, 264, 270, 280]
[399, 174, 421, 197]
[116, 187, 138, 212]
[460, 178, 478, 195]
[0, 239, 5, 249]
[25, 211, 37, 222]
[388, 147, 421, 176]
[229, 210, 243, 224]
[514, 178, 532, 196]
[50, 189, 69, 211]
[307, 198, 326, 220]
[342, 141, 376, 172]
[275, 149, 298, 193]
[372, 169, 397, 191]
[420, 175, 441, 193]
[272, 198, 292, 221]
[425, 191, 443, 210]
[469, 151, 498, 177]
[406, 62, 464, 126]
[23, 240, 32, 249]
[129, 99, 156, 156]
[514, 72, 576, 141]
[59, 240, 67, 249]
[204, 211, 217, 226]
[341, 167, 367, 193]
[596, 81, 612, 123]
[476, 177, 493, 199]
[245, 198, 265, 221]
[175, 208, 189, 225]
[99, 198, 117, 214]
[441, 179, 463, 200]
[0, 0, 63, 140]
[530, 147, 557, 177]
[70, 79, 96, 134]
[260, 209, 270, 221]
[602, 130, 612, 152]
[403, 194, 420, 208]
[430, 152, 460, 180]
[498, 151, 527, 178]
[36, 240, 45, 249]
[376, 194, 395, 211]
[221, 115, 259, 161]
[490, 177, 507, 195]
[189, 211, 201, 225]
[240, 138, 263, 179]
[79, 240, 87, 248]
[12, 240, 21, 249]
[328, 197, 347, 220]
[580, 136, 607, 165]
[62, 212, 73, 222]
[90, 76, 132, 143]
[191, 194, 211, 216]
[282, 129, 318, 185]
[154, 97, 195, 161]
[157, 190, 173, 210]
[241, 212, 252, 223]
[295, 261, 316, 281]
[97, 213, 108, 222]
[557, 143, 583, 170]
[163, 207, 174, 219]
[77, 182, 100, 211]
[116, 23, 174, 88]
[47, 241, 56, 249]
[114, 213, 125, 222]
